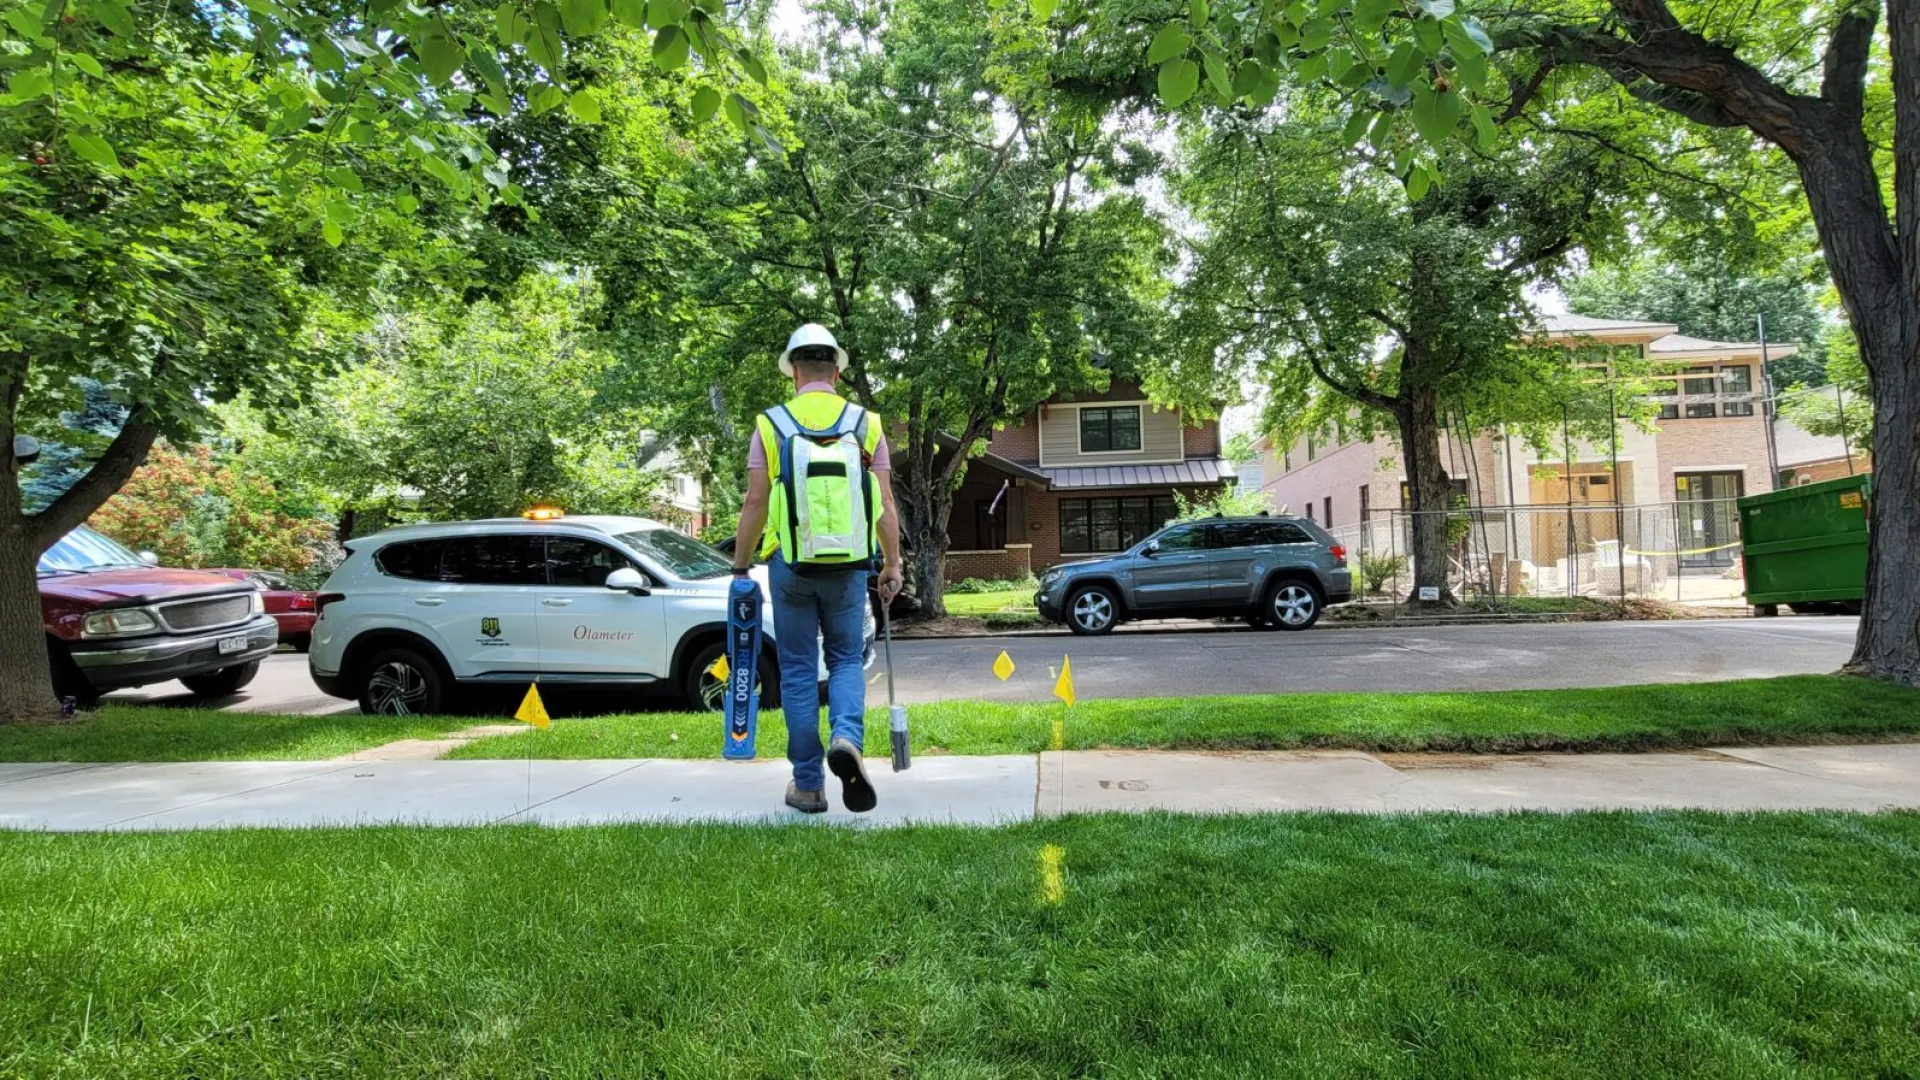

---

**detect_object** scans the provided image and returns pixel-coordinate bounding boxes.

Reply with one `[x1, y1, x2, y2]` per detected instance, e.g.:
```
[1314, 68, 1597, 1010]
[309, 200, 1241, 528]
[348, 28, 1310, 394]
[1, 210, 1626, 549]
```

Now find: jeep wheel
[358, 647, 446, 716]
[687, 641, 778, 713]
[181, 660, 261, 698]
[1066, 584, 1120, 636]
[1263, 580, 1323, 631]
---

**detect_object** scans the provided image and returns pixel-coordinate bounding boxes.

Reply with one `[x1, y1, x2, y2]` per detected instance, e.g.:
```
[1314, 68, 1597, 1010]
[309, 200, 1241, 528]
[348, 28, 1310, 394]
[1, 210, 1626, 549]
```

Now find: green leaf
[1189, 0, 1208, 24]
[1406, 162, 1431, 201]
[322, 219, 345, 247]
[1459, 17, 1493, 53]
[739, 51, 768, 87]
[496, 2, 530, 44]
[1296, 52, 1325, 81]
[5, 3, 46, 40]
[308, 36, 346, 73]
[1202, 50, 1231, 101]
[691, 85, 722, 122]
[324, 196, 357, 224]
[722, 91, 746, 132]
[479, 92, 512, 116]
[1353, 0, 1397, 34]
[1252, 30, 1281, 64]
[1384, 42, 1422, 88]
[612, 0, 645, 26]
[1326, 47, 1355, 83]
[1298, 17, 1333, 51]
[1031, 0, 1057, 18]
[531, 83, 566, 114]
[327, 166, 363, 192]
[419, 33, 463, 86]
[1416, 0, 1454, 17]
[70, 53, 105, 77]
[1148, 24, 1191, 65]
[647, 0, 688, 28]
[559, 0, 608, 36]
[652, 25, 689, 70]
[1157, 58, 1199, 107]
[483, 164, 511, 188]
[5, 68, 52, 103]
[92, 0, 135, 37]
[1368, 108, 1396, 149]
[1413, 15, 1443, 56]
[420, 153, 466, 190]
[1231, 57, 1266, 98]
[1409, 82, 1460, 145]
[1342, 107, 1373, 145]
[64, 131, 118, 172]
[1449, 43, 1487, 92]
[753, 124, 785, 156]
[1469, 100, 1497, 150]
[396, 193, 420, 214]
[1243, 59, 1280, 106]
[567, 87, 602, 123]
[527, 1, 565, 74]
[470, 44, 510, 97]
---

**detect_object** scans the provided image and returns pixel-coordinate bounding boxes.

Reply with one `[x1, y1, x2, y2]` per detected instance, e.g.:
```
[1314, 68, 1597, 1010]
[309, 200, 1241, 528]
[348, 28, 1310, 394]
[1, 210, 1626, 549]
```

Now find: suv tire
[686, 640, 779, 713]
[1066, 584, 1121, 636]
[358, 646, 447, 716]
[48, 644, 100, 710]
[181, 660, 261, 698]
[1262, 579, 1323, 631]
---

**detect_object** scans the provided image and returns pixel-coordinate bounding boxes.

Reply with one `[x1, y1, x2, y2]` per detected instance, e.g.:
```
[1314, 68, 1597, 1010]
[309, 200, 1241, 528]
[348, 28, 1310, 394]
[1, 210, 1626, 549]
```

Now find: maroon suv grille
[157, 595, 251, 633]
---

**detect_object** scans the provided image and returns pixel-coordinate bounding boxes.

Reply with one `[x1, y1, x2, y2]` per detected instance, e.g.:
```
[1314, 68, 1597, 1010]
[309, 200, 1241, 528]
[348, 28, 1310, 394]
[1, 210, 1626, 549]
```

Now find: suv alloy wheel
[359, 647, 446, 715]
[1067, 584, 1120, 635]
[1264, 580, 1322, 631]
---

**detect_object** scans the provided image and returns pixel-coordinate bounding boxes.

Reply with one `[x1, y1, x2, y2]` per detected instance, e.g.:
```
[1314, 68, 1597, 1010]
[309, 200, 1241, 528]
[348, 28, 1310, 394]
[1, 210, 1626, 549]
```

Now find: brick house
[938, 378, 1235, 582]
[1251, 314, 1822, 590]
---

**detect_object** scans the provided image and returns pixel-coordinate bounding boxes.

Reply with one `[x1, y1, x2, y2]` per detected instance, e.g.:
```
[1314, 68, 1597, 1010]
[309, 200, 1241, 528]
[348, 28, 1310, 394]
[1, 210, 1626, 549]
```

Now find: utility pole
[1757, 314, 1781, 489]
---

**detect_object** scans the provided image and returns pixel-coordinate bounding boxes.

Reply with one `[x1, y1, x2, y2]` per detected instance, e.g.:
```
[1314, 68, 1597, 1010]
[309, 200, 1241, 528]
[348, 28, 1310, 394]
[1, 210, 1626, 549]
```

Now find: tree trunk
[1844, 322, 1920, 684]
[0, 487, 60, 725]
[897, 476, 952, 619]
[1396, 384, 1458, 607]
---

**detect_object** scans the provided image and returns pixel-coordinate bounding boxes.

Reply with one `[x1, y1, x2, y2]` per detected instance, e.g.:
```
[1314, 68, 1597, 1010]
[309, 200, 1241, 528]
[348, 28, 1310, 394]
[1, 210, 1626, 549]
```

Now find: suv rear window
[1217, 521, 1315, 547]
[440, 536, 546, 585]
[375, 539, 444, 581]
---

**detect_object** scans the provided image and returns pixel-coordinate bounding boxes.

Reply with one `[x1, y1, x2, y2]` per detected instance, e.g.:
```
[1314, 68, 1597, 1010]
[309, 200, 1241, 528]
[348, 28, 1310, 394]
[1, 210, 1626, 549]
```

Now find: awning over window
[1041, 457, 1235, 490]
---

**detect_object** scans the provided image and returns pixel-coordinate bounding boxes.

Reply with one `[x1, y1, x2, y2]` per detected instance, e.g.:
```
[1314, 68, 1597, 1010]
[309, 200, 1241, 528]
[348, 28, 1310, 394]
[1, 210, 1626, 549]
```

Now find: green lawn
[448, 675, 1920, 760]
[941, 588, 1038, 616]
[3, 813, 1917, 1077]
[0, 704, 475, 762]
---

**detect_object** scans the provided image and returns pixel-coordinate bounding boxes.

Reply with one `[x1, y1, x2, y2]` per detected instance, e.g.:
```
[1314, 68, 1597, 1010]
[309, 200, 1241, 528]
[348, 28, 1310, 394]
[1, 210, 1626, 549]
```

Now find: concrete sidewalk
[4, 743, 1919, 830]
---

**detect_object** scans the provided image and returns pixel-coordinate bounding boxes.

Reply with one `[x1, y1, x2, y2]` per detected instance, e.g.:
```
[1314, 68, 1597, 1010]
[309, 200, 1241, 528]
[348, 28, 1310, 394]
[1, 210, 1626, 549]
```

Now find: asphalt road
[106, 616, 1862, 715]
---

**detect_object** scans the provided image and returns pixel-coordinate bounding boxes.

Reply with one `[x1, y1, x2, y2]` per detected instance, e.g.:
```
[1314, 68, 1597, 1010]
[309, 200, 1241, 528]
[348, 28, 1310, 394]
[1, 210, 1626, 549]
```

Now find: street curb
[892, 611, 1752, 641]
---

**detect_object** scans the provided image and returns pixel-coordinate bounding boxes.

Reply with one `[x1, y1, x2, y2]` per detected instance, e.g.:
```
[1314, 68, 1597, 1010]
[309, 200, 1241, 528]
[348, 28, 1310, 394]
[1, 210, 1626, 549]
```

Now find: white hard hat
[778, 323, 849, 378]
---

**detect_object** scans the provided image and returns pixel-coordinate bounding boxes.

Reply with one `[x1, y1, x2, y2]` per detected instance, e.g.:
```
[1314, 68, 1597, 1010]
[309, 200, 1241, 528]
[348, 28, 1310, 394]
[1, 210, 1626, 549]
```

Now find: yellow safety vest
[755, 391, 884, 568]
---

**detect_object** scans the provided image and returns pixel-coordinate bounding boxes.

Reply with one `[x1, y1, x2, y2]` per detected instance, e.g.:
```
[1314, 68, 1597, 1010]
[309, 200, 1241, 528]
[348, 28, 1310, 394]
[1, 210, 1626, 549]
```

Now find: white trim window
[1079, 406, 1143, 454]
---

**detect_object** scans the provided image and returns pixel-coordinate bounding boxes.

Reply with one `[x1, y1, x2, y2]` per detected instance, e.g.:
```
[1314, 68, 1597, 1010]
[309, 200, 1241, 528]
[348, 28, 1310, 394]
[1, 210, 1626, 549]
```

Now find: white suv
[308, 515, 874, 715]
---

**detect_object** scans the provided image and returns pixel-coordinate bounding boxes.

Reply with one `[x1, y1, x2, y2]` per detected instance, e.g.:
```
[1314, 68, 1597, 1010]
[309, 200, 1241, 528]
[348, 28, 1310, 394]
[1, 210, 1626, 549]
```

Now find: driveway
[104, 617, 1862, 714]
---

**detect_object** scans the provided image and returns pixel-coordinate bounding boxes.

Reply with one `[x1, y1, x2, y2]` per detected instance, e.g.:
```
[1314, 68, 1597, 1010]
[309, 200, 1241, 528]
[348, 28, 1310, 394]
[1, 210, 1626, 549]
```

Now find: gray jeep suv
[1034, 515, 1353, 635]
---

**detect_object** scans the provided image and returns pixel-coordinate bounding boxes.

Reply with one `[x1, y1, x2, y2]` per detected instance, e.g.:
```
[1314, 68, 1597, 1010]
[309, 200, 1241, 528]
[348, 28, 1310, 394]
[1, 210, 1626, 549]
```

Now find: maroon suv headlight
[81, 608, 159, 638]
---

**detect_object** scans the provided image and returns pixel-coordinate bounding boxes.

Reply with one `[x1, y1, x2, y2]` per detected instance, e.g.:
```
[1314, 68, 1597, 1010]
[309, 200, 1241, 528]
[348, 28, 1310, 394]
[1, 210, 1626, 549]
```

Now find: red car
[39, 526, 279, 705]
[206, 569, 318, 651]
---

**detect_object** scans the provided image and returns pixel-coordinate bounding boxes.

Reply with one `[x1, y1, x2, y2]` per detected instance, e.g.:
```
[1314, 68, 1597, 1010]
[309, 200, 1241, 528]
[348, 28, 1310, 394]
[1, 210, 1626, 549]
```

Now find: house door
[1674, 472, 1743, 568]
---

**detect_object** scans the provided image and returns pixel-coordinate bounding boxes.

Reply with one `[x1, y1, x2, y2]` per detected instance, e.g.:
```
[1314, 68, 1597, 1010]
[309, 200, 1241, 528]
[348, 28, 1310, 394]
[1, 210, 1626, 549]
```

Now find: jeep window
[38, 526, 147, 576]
[1216, 521, 1314, 548]
[544, 537, 639, 587]
[1151, 524, 1210, 552]
[439, 536, 546, 585]
[375, 539, 445, 581]
[615, 528, 732, 580]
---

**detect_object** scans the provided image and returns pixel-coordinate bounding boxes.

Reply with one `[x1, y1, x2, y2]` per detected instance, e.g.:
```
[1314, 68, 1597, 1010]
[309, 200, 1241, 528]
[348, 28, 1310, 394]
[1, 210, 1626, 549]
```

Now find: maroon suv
[40, 526, 279, 705]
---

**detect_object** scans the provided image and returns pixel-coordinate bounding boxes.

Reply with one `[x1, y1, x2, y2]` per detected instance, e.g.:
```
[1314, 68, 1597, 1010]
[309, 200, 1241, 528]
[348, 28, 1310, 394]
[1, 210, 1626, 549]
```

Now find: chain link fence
[1327, 498, 1746, 608]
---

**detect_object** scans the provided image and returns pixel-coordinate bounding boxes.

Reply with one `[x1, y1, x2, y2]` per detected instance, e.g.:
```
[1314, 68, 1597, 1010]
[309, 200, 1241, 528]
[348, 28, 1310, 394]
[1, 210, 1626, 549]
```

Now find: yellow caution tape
[1622, 541, 1742, 557]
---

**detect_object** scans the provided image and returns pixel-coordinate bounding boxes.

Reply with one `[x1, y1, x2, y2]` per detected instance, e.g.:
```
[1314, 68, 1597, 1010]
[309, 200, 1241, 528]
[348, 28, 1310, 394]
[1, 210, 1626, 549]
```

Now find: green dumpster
[1738, 474, 1871, 615]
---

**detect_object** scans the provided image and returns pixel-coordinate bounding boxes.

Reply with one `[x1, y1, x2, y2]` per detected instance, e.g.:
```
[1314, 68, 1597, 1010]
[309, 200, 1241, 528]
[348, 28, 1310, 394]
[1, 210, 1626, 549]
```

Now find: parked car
[1035, 515, 1353, 635]
[309, 514, 876, 715]
[39, 526, 279, 704]
[205, 569, 318, 651]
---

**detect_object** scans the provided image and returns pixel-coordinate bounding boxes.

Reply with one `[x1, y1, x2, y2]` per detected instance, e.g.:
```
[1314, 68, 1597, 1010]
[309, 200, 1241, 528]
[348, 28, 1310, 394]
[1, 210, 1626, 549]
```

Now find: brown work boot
[785, 781, 828, 814]
[826, 737, 877, 813]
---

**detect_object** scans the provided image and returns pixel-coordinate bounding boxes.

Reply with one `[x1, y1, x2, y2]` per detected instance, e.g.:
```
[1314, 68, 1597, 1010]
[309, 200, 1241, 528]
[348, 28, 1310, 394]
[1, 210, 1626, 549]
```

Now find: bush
[1357, 552, 1408, 596]
[948, 578, 999, 594]
[88, 443, 334, 573]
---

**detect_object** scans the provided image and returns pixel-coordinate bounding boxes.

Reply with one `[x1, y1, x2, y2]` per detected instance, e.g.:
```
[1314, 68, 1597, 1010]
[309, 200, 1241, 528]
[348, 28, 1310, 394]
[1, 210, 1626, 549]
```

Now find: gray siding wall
[1039, 402, 1186, 466]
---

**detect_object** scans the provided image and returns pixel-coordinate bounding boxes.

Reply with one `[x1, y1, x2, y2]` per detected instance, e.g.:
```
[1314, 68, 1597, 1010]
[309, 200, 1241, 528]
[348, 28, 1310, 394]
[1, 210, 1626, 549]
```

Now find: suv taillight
[315, 593, 345, 617]
[1329, 544, 1347, 566]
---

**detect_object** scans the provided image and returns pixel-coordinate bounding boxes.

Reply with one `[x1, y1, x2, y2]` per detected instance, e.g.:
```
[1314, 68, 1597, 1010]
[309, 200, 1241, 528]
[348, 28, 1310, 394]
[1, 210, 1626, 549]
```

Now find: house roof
[932, 433, 1050, 483]
[1042, 458, 1236, 490]
[1536, 313, 1680, 337]
[1647, 332, 1798, 359]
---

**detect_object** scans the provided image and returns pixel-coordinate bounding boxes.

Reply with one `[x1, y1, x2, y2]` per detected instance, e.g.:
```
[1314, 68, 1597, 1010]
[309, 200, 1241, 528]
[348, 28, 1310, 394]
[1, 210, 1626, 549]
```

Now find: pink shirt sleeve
[746, 428, 891, 471]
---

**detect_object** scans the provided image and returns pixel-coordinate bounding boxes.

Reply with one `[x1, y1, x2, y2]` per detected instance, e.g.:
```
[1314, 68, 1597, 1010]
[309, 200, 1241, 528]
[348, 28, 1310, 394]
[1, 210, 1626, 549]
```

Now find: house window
[1359, 484, 1371, 522]
[1307, 437, 1317, 461]
[1323, 496, 1332, 526]
[1652, 375, 1680, 420]
[1721, 365, 1755, 416]
[1305, 503, 1314, 524]
[974, 499, 1007, 549]
[1079, 406, 1142, 453]
[1059, 495, 1177, 554]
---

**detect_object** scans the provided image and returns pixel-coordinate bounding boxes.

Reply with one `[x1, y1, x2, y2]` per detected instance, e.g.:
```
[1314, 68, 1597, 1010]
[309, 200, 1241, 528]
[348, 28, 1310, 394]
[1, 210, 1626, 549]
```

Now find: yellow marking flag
[1039, 844, 1066, 906]
[993, 650, 1016, 681]
[1053, 655, 1075, 707]
[708, 654, 730, 682]
[515, 682, 551, 729]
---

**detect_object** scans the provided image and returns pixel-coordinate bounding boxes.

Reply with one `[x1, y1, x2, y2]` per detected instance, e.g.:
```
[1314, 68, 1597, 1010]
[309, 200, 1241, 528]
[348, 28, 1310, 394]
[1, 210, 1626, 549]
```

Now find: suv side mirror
[139, 551, 160, 567]
[604, 567, 652, 596]
[13, 435, 40, 465]
[1143, 540, 1161, 557]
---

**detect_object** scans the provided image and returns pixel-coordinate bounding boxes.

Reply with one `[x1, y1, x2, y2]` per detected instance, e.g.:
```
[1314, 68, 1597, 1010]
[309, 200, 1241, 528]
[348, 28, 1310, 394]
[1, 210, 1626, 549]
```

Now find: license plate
[217, 635, 248, 655]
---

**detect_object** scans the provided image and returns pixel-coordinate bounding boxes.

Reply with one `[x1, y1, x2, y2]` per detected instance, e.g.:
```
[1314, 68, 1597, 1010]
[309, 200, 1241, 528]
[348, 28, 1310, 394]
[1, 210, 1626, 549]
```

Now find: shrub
[1357, 552, 1408, 596]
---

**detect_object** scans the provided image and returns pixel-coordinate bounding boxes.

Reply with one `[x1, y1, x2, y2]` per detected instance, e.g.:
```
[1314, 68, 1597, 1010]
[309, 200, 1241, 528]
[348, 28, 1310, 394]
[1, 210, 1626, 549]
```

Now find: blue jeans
[768, 556, 869, 790]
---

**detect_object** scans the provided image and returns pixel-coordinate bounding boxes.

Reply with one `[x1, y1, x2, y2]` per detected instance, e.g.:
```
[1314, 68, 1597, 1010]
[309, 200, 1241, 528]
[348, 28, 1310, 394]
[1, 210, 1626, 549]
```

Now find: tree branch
[29, 410, 161, 551]
[1822, 1, 1877, 120]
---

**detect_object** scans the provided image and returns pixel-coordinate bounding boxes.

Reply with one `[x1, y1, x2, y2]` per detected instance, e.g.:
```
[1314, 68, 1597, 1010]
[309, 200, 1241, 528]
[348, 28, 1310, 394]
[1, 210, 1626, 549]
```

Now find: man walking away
[732, 324, 905, 813]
